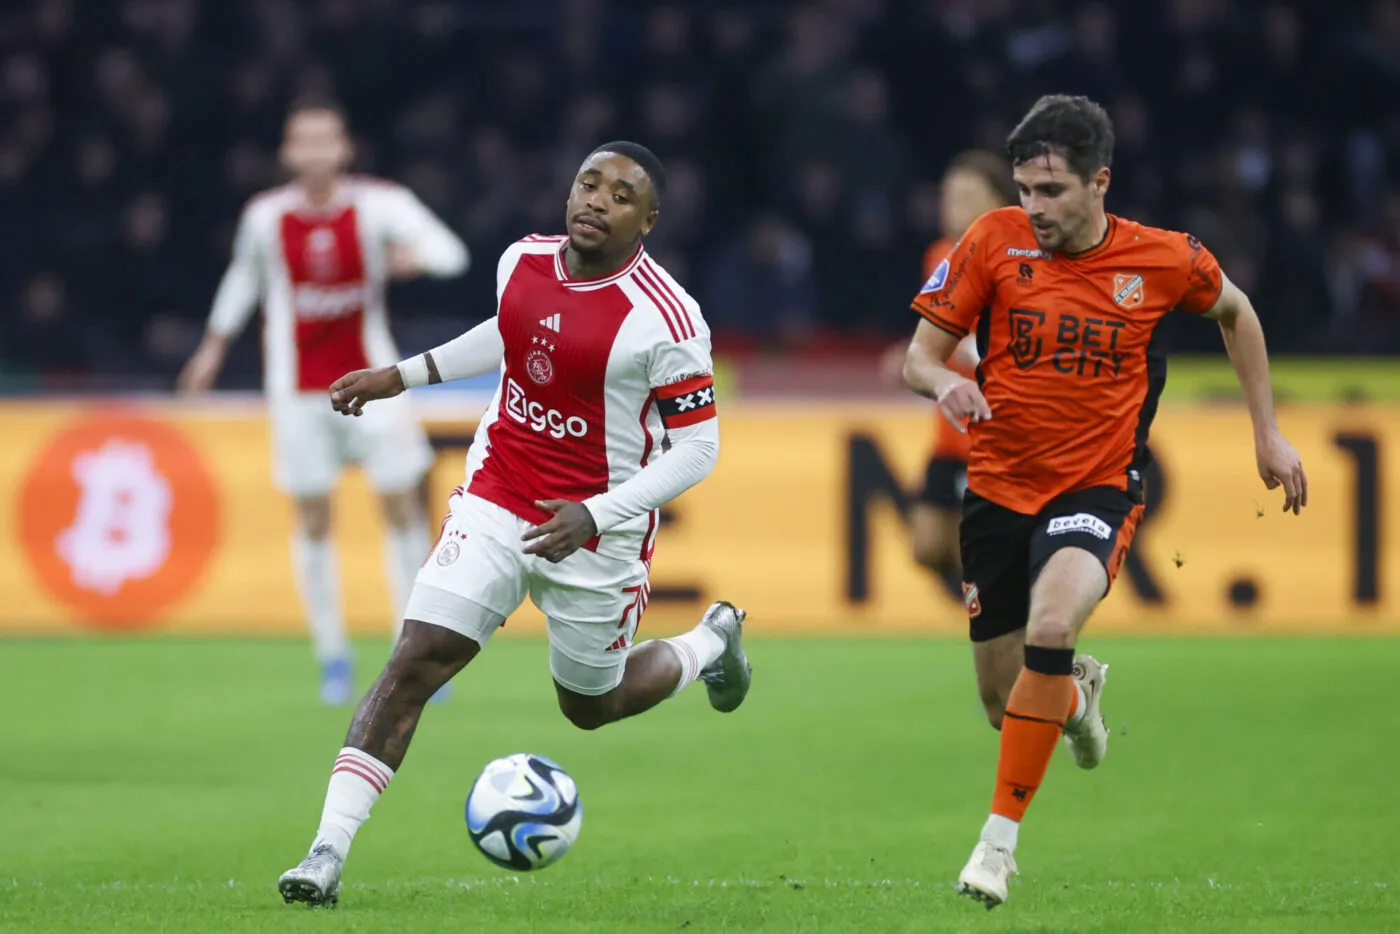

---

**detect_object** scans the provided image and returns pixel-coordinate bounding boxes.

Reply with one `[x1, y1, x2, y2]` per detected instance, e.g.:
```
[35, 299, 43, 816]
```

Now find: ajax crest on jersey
[919, 258, 950, 294]
[524, 348, 555, 386]
[465, 753, 582, 871]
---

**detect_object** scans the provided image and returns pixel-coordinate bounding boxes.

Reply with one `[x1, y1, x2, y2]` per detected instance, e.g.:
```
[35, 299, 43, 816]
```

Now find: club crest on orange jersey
[1113, 273, 1145, 308]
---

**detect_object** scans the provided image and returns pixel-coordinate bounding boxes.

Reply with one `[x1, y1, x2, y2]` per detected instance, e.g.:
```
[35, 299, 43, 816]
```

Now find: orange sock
[990, 646, 1075, 823]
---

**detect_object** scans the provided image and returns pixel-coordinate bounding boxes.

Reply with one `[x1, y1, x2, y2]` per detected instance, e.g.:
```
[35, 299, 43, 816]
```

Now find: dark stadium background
[2, 0, 1398, 391]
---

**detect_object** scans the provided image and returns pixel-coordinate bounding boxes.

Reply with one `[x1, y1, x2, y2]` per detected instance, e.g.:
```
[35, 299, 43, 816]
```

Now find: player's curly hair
[589, 141, 666, 208]
[1005, 95, 1115, 182]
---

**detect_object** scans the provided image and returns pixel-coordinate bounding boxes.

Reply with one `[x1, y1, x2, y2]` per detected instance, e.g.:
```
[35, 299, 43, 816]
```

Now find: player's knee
[380, 491, 421, 531]
[385, 622, 477, 698]
[558, 698, 617, 731]
[295, 497, 333, 539]
[1026, 613, 1075, 648]
[911, 537, 953, 573]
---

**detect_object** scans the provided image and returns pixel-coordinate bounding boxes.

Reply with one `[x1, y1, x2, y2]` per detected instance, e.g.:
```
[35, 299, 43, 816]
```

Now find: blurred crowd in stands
[2, 0, 1399, 387]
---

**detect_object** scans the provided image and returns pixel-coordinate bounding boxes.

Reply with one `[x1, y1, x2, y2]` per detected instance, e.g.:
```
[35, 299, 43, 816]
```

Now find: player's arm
[382, 186, 469, 280]
[902, 218, 996, 430]
[1202, 273, 1307, 513]
[329, 317, 504, 416]
[523, 335, 720, 563]
[177, 206, 262, 394]
[332, 243, 521, 414]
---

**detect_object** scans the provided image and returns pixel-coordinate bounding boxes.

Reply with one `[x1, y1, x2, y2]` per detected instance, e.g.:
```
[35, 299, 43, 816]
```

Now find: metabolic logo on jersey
[525, 335, 556, 386]
[920, 258, 950, 293]
[1006, 247, 1050, 259]
[1113, 273, 1145, 309]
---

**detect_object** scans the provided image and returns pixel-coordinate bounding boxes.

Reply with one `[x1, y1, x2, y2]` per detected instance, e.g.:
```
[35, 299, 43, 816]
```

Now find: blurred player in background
[177, 97, 469, 705]
[882, 152, 1017, 596]
[276, 142, 751, 906]
[903, 95, 1307, 908]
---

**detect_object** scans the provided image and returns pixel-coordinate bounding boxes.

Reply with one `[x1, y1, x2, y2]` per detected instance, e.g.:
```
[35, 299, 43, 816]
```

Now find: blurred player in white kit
[178, 97, 469, 705]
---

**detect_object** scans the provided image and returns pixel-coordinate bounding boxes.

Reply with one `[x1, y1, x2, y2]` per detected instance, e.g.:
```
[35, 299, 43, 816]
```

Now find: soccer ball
[464, 753, 582, 871]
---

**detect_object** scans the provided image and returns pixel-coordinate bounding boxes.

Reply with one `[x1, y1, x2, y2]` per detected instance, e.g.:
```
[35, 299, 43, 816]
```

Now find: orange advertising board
[0, 398, 1395, 636]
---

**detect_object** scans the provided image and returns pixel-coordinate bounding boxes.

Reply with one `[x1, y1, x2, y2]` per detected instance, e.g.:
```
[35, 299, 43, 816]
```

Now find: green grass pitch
[1, 635, 1397, 933]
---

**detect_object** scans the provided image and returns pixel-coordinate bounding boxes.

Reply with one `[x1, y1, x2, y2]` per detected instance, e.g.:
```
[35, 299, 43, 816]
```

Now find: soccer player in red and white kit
[276, 142, 751, 906]
[178, 98, 469, 705]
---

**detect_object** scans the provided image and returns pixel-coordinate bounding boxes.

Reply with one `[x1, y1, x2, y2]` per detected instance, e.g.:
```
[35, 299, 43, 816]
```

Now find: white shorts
[269, 393, 434, 497]
[406, 492, 650, 696]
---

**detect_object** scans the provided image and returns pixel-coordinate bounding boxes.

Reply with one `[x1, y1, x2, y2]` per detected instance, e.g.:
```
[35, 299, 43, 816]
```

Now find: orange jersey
[922, 237, 975, 461]
[910, 207, 1222, 514]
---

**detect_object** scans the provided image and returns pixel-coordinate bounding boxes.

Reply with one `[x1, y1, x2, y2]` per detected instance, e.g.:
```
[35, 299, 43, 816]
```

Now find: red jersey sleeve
[910, 216, 996, 338]
[1176, 232, 1224, 314]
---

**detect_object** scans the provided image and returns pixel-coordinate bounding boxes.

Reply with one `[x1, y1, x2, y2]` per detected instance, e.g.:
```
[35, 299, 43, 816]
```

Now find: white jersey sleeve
[207, 201, 264, 338]
[582, 287, 719, 533]
[398, 317, 504, 387]
[378, 184, 470, 277]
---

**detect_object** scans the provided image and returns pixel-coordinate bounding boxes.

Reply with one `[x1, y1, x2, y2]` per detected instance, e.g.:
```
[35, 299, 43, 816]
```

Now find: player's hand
[522, 500, 598, 563]
[329, 365, 405, 416]
[387, 243, 424, 280]
[176, 335, 228, 395]
[1256, 429, 1307, 515]
[936, 376, 992, 433]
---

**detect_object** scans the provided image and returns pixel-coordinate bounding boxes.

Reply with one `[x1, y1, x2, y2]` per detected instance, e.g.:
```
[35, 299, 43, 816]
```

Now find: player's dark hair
[588, 141, 666, 208]
[946, 150, 1018, 207]
[1005, 95, 1114, 182]
[286, 92, 348, 127]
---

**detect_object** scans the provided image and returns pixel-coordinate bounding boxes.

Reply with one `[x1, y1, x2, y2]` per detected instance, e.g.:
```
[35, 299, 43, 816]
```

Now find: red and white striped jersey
[465, 235, 716, 562]
[208, 177, 469, 397]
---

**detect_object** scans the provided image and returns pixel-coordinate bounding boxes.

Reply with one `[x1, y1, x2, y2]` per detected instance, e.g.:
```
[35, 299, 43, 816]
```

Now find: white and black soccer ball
[465, 753, 582, 871]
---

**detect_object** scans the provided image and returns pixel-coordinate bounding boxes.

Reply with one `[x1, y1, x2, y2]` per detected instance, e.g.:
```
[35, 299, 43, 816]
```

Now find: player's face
[281, 110, 352, 185]
[940, 168, 1006, 241]
[1013, 153, 1109, 252]
[565, 152, 658, 256]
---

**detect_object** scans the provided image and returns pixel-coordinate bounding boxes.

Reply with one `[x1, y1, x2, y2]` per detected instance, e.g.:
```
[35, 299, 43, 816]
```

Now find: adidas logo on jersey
[539, 313, 561, 332]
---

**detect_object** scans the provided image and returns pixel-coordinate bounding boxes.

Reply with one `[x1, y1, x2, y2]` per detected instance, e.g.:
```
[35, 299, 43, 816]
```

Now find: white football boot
[957, 841, 1018, 909]
[1063, 654, 1110, 769]
[697, 601, 751, 713]
[278, 843, 343, 907]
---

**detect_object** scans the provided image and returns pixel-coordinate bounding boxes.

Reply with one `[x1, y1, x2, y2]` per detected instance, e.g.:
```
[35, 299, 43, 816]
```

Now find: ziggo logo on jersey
[293, 283, 370, 319]
[505, 378, 588, 439]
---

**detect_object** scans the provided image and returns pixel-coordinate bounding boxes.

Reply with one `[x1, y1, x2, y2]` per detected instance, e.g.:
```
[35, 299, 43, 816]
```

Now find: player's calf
[279, 622, 480, 906]
[550, 601, 750, 730]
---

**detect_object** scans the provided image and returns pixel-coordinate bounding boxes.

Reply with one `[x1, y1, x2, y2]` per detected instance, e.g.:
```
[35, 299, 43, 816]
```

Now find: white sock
[293, 533, 348, 664]
[658, 624, 726, 697]
[1065, 682, 1089, 731]
[313, 747, 395, 857]
[981, 813, 1020, 853]
[384, 516, 428, 642]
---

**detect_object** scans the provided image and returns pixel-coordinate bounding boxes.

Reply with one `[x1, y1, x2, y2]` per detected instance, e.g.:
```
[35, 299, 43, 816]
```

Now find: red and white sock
[658, 625, 725, 697]
[312, 747, 395, 857]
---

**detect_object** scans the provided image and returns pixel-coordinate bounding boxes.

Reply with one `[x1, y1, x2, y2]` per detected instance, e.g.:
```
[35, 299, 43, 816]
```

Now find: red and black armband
[656, 375, 717, 429]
